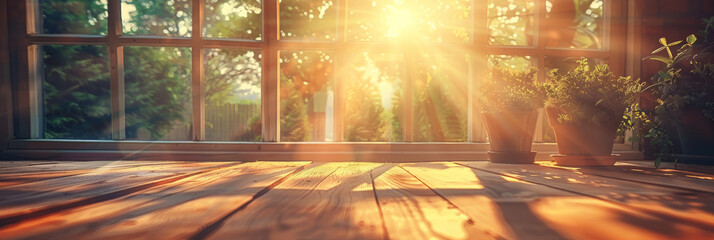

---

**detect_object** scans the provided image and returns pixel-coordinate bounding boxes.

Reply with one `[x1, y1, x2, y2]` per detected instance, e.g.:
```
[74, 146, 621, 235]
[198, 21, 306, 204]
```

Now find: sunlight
[385, 8, 416, 39]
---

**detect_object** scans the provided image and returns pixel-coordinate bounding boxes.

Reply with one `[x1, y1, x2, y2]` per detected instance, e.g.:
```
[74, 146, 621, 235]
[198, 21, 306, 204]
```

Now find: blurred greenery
[488, 0, 534, 46]
[39, 0, 605, 142]
[279, 51, 333, 141]
[344, 53, 403, 142]
[42, 0, 263, 140]
[414, 54, 469, 142]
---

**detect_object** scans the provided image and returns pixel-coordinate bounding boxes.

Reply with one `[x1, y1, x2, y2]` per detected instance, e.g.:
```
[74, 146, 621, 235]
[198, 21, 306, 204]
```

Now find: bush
[544, 58, 643, 126]
[480, 67, 544, 111]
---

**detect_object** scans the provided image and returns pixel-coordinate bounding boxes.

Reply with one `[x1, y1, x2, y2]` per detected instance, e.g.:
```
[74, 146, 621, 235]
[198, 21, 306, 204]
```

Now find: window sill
[2, 139, 643, 162]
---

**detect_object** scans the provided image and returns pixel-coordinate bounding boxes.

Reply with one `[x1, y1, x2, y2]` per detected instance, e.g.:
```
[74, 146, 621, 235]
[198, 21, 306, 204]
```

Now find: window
[11, 0, 625, 146]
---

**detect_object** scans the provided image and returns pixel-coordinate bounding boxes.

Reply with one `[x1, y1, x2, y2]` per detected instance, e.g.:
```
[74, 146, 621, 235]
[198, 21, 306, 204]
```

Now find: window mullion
[263, 0, 279, 142]
[22, 0, 43, 139]
[534, 0, 547, 143]
[404, 51, 415, 142]
[192, 0, 205, 141]
[108, 0, 125, 140]
[333, 0, 347, 142]
[470, 0, 488, 142]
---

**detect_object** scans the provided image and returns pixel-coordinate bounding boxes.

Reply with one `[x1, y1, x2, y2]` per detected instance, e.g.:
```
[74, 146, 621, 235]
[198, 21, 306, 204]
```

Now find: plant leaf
[659, 37, 667, 46]
[651, 46, 667, 54]
[655, 157, 661, 168]
[595, 98, 605, 106]
[643, 55, 673, 65]
[666, 40, 682, 47]
[686, 34, 697, 45]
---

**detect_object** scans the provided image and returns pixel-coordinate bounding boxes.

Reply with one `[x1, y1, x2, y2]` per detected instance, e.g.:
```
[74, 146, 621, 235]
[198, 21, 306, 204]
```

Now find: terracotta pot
[482, 110, 538, 164]
[675, 108, 714, 156]
[545, 106, 620, 166]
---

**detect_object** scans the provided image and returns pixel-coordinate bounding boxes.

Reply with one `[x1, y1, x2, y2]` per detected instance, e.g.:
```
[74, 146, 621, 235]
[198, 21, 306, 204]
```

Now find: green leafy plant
[480, 67, 545, 111]
[641, 17, 714, 167]
[544, 58, 644, 127]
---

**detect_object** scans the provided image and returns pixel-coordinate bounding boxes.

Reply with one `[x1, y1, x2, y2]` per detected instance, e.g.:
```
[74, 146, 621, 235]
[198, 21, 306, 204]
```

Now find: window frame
[1, 0, 641, 161]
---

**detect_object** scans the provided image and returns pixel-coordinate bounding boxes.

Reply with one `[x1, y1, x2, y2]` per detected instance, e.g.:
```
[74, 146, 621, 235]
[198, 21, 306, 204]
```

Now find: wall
[0, 0, 13, 152]
[640, 0, 714, 84]
[636, 0, 714, 156]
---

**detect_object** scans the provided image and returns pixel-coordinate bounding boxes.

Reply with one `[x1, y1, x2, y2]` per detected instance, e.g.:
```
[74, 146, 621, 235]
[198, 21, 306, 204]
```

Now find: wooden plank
[0, 161, 231, 218]
[0, 161, 60, 169]
[0, 169, 92, 187]
[541, 161, 714, 194]
[0, 161, 199, 187]
[372, 164, 494, 240]
[400, 162, 567, 240]
[457, 161, 714, 236]
[0, 161, 181, 175]
[206, 162, 385, 240]
[0, 161, 308, 240]
[619, 160, 714, 176]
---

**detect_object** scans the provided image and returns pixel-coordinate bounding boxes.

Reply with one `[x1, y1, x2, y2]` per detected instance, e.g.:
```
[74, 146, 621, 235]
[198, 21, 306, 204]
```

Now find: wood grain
[0, 161, 190, 187]
[0, 161, 308, 240]
[1, 160, 713, 240]
[372, 164, 490, 240]
[458, 161, 714, 239]
[206, 162, 385, 240]
[619, 160, 714, 175]
[0, 161, 231, 219]
[567, 161, 714, 194]
[401, 162, 570, 240]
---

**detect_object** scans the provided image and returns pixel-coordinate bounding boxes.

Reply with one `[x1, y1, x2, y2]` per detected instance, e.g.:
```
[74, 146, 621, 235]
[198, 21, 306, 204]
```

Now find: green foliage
[641, 17, 714, 165]
[569, 0, 604, 49]
[123, 47, 192, 140]
[480, 67, 544, 111]
[414, 62, 468, 142]
[391, 90, 404, 141]
[280, 76, 311, 141]
[344, 76, 388, 142]
[42, 0, 266, 141]
[42, 45, 111, 139]
[544, 58, 644, 127]
[204, 0, 262, 39]
[41, 0, 107, 34]
[279, 51, 332, 141]
[344, 53, 401, 142]
[279, 0, 336, 40]
[122, 0, 193, 36]
[239, 114, 262, 142]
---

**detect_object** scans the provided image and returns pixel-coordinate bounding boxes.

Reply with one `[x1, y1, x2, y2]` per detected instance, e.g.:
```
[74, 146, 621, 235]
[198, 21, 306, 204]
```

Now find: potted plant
[544, 58, 644, 166]
[642, 17, 714, 166]
[480, 67, 545, 164]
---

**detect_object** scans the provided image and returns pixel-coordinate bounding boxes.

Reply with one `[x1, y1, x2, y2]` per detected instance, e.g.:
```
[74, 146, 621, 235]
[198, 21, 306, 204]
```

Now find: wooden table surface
[0, 160, 712, 240]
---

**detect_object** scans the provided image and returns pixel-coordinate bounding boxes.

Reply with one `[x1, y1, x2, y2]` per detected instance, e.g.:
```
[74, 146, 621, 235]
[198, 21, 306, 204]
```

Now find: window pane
[545, 0, 604, 49]
[122, 0, 192, 37]
[204, 49, 262, 141]
[487, 55, 533, 70]
[414, 53, 469, 142]
[203, 0, 262, 40]
[42, 45, 111, 139]
[280, 51, 334, 142]
[280, 0, 337, 41]
[40, 0, 108, 35]
[344, 53, 404, 142]
[124, 47, 192, 140]
[545, 56, 606, 75]
[488, 0, 535, 46]
[347, 0, 472, 42]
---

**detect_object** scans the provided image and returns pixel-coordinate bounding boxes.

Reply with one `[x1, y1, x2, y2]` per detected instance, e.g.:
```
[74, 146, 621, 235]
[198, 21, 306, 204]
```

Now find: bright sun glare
[386, 9, 416, 38]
